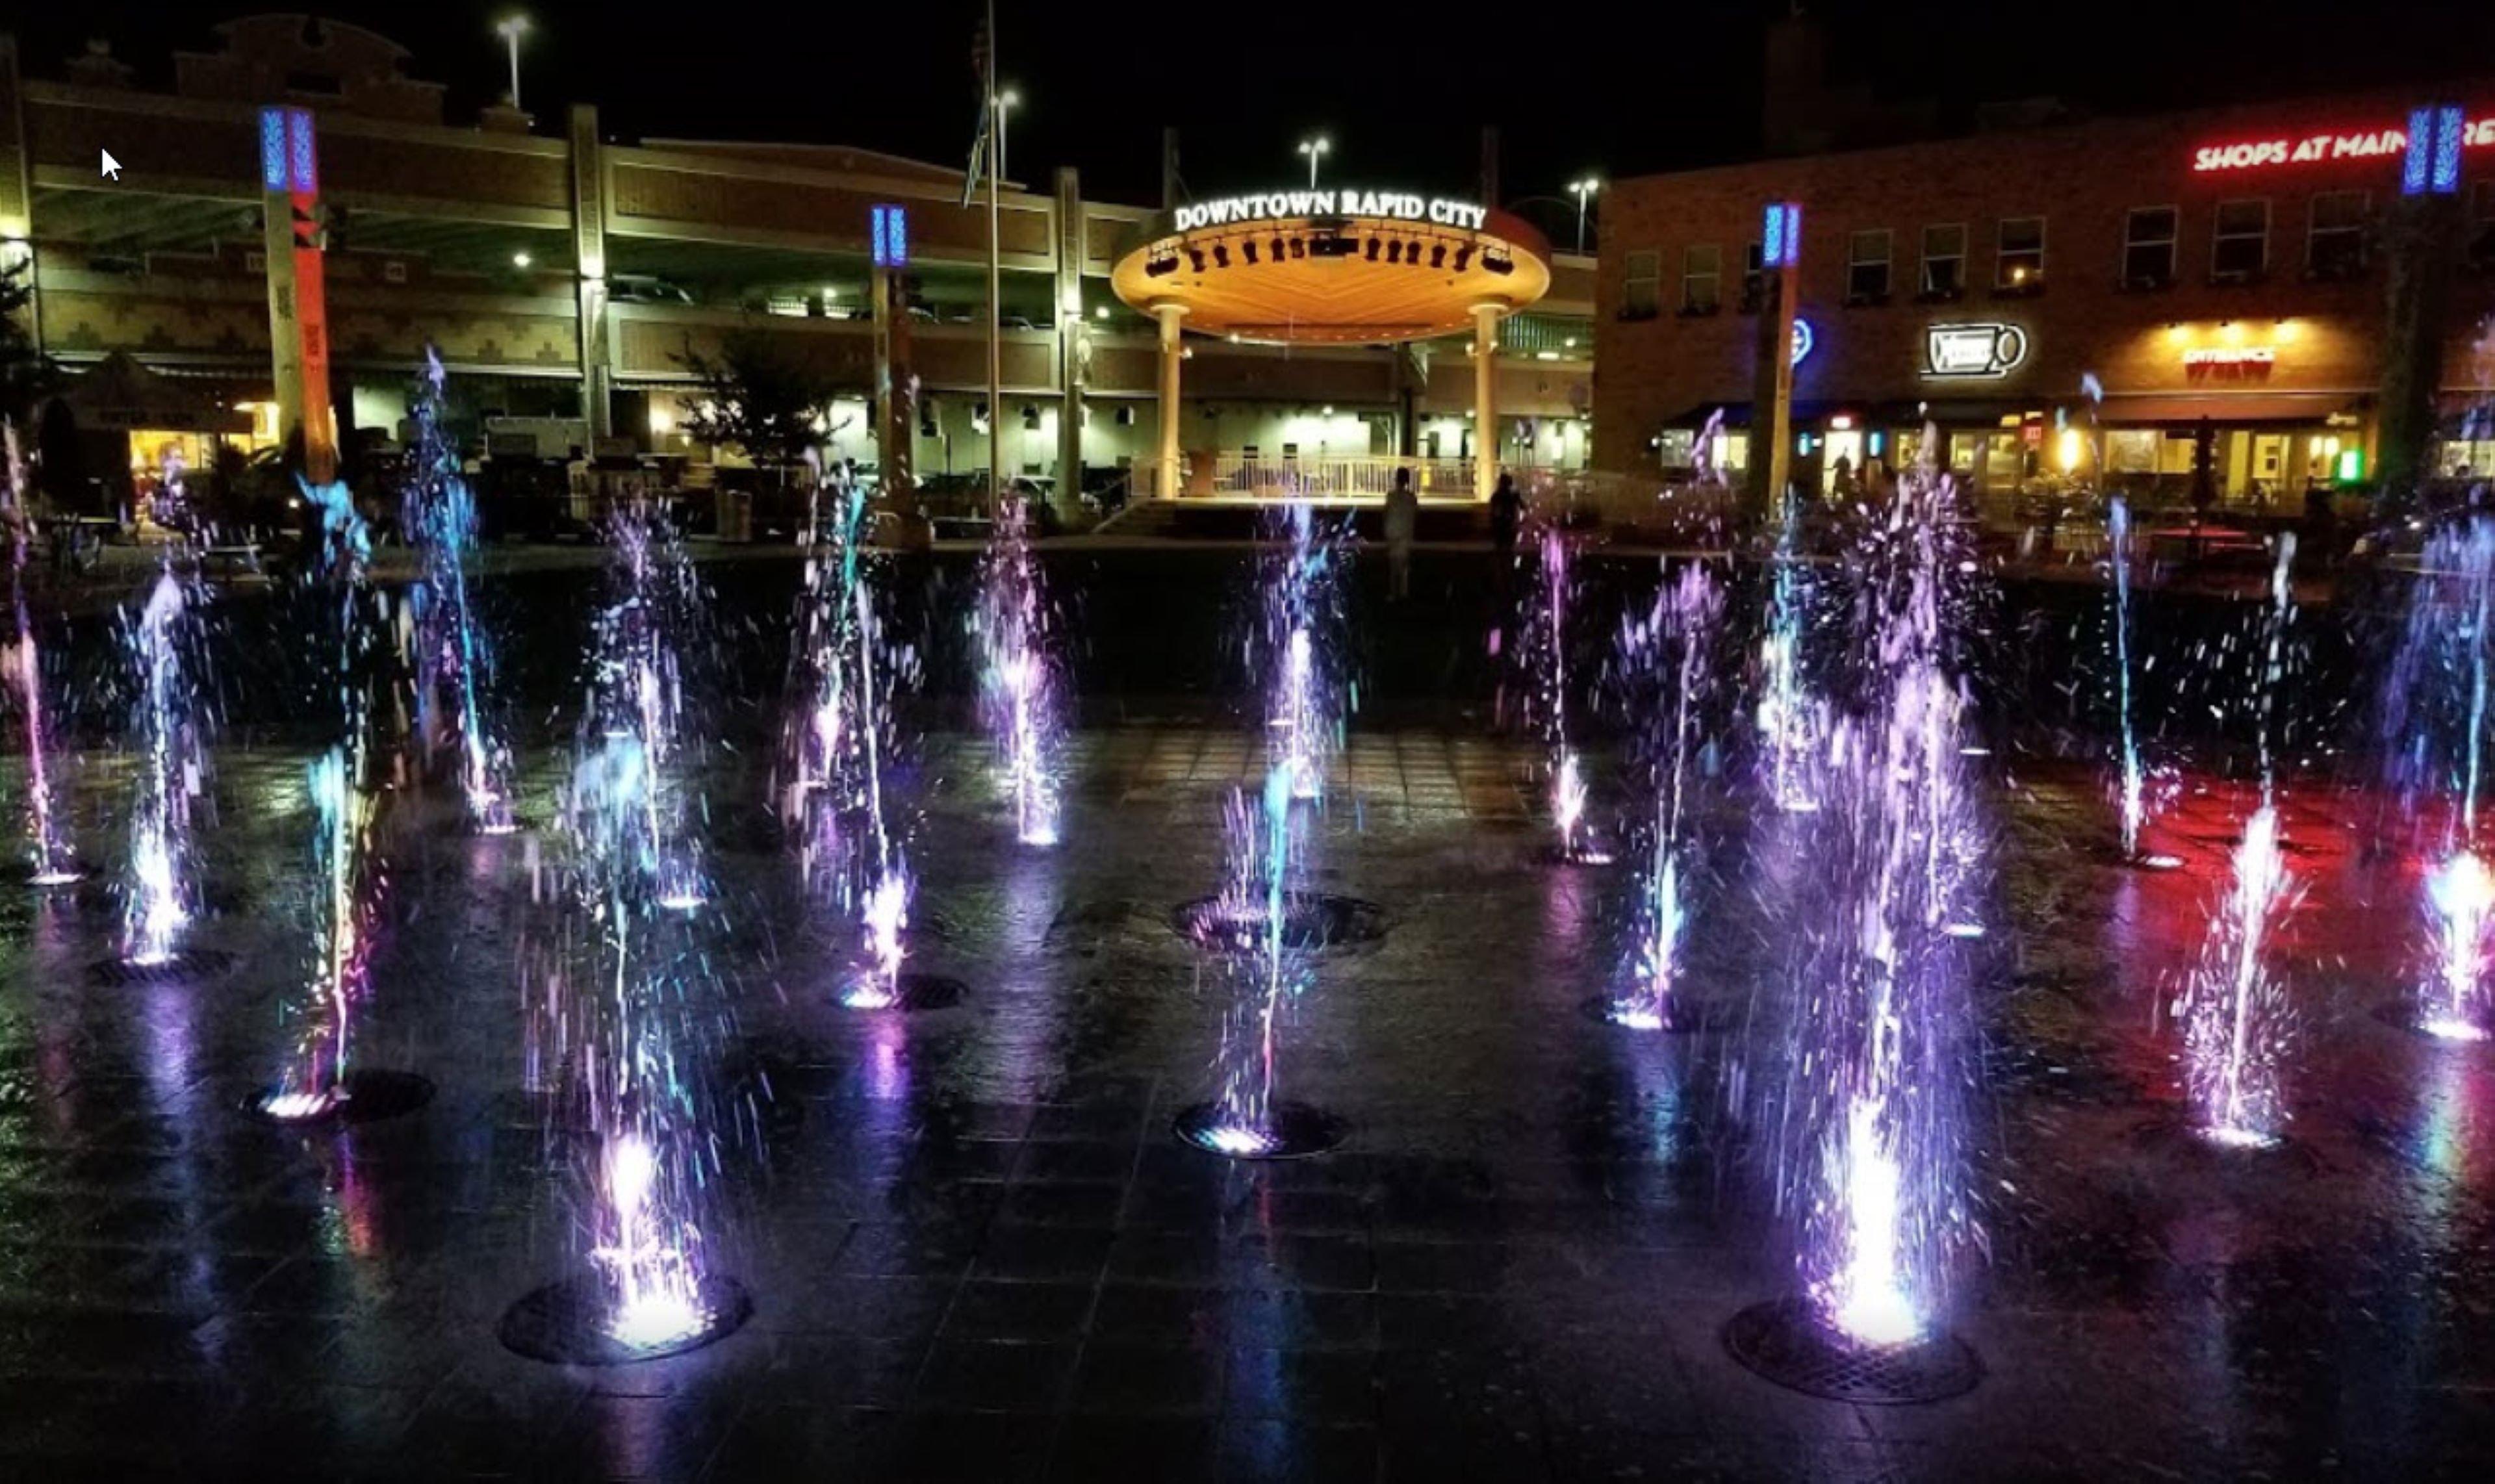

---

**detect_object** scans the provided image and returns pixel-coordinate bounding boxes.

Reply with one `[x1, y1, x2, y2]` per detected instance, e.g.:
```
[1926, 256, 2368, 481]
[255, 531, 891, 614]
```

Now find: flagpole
[984, 0, 1003, 520]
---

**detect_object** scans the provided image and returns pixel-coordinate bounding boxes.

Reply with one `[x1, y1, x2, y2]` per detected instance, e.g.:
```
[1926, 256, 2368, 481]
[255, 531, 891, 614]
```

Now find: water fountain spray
[502, 506, 748, 1363]
[256, 747, 379, 1122]
[1261, 503, 1353, 802]
[1524, 519, 1606, 861]
[404, 351, 517, 834]
[2107, 496, 2178, 868]
[1730, 453, 1984, 1398]
[2380, 517, 2495, 1039]
[1, 424, 74, 885]
[1175, 761, 1341, 1158]
[2174, 535, 2303, 1147]
[974, 488, 1065, 847]
[117, 570, 211, 971]
[1757, 489, 1824, 813]
[1604, 562, 1722, 1031]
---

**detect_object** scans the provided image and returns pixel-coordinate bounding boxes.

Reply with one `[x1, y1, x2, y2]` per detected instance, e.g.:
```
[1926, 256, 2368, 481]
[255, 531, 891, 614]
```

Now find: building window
[1680, 244, 1721, 314]
[2469, 181, 2495, 270]
[2307, 191, 2368, 278]
[1920, 224, 1966, 298]
[2211, 199, 2269, 279]
[2121, 207, 2177, 287]
[1996, 216, 2045, 290]
[1622, 249, 1660, 319]
[1741, 241, 1765, 311]
[1846, 229, 1892, 303]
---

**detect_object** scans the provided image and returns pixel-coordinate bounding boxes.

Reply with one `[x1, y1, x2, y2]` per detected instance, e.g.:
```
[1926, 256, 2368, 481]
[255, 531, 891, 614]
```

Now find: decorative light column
[1747, 201, 1802, 516]
[1473, 302, 1502, 500]
[1155, 302, 1186, 498]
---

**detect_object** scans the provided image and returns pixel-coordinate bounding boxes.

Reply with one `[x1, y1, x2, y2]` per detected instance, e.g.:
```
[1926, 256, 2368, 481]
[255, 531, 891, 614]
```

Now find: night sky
[12, 1, 2495, 227]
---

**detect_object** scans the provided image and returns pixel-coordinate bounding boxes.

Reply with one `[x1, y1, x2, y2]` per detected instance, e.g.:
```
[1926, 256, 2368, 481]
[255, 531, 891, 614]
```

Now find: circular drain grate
[90, 950, 235, 987]
[244, 1068, 436, 1127]
[499, 1272, 754, 1365]
[1173, 1099, 1346, 1160]
[1171, 892, 1385, 953]
[1724, 1296, 1980, 1405]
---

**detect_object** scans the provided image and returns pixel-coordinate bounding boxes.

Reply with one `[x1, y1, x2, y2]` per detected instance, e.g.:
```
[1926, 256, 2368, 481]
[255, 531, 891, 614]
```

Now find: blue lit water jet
[1757, 489, 1823, 814]
[2106, 496, 2179, 869]
[405, 352, 517, 834]
[1606, 562, 1722, 1031]
[119, 570, 211, 967]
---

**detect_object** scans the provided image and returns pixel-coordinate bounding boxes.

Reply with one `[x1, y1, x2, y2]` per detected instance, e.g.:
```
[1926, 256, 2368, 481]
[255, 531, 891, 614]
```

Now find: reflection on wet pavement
[0, 730, 2492, 1479]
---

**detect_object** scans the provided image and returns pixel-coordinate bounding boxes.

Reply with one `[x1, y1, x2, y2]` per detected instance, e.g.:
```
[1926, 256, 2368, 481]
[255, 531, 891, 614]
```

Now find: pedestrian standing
[1383, 467, 1419, 600]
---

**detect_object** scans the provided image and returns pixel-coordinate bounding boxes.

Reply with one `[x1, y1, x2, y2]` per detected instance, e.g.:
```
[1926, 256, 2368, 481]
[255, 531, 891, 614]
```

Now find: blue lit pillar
[2379, 103, 2466, 502]
[1746, 201, 1802, 514]
[870, 203, 915, 496]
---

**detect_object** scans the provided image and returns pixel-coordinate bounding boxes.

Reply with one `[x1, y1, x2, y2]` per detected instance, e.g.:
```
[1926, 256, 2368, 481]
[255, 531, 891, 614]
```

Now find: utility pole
[982, 0, 1003, 517]
[1160, 127, 1180, 211]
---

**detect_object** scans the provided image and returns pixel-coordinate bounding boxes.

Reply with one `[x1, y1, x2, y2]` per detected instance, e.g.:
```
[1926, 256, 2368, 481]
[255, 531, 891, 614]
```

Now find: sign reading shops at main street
[1171, 190, 1491, 233]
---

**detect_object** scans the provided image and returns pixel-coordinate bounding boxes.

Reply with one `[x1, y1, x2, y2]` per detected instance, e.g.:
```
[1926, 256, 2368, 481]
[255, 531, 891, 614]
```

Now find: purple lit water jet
[1, 424, 73, 885]
[1757, 490, 1824, 813]
[975, 490, 1065, 847]
[120, 570, 211, 968]
[404, 352, 517, 834]
[1605, 561, 1722, 1031]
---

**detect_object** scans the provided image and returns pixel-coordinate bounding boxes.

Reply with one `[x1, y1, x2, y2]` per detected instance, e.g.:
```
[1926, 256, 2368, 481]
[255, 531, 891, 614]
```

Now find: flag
[960, 5, 993, 209]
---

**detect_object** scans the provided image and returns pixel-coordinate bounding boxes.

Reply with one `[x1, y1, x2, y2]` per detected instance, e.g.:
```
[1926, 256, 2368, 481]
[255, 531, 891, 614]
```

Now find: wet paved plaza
[3, 716, 2495, 1481]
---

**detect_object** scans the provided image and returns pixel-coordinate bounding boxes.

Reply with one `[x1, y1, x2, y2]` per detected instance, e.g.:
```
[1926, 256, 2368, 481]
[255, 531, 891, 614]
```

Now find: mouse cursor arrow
[100, 149, 122, 180]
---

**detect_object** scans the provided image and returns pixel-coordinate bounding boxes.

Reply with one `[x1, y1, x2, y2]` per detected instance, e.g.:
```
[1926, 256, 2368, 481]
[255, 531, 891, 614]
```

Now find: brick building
[1594, 85, 2495, 505]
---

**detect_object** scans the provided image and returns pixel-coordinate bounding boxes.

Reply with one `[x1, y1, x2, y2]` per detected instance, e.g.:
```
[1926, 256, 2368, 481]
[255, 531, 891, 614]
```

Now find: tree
[0, 258, 52, 425]
[675, 330, 839, 468]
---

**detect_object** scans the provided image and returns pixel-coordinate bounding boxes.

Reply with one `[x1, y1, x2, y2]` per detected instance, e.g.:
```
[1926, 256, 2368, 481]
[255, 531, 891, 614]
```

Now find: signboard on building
[1923, 323, 2028, 379]
[1171, 190, 1489, 233]
[2192, 112, 2494, 173]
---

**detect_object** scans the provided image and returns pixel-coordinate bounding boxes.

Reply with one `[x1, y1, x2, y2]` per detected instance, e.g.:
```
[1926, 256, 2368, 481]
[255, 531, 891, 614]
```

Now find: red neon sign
[2193, 114, 2495, 172]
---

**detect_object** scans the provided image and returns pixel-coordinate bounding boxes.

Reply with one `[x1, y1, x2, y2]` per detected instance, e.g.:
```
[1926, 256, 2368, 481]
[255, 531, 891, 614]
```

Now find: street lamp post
[993, 88, 1020, 183]
[1568, 175, 1601, 254]
[1296, 136, 1330, 190]
[495, 16, 530, 111]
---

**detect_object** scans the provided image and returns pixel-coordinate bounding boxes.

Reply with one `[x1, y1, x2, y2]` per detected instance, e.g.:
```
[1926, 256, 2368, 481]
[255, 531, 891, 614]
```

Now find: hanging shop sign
[1791, 317, 1815, 366]
[2192, 114, 2494, 173]
[1170, 190, 1490, 233]
[1923, 322, 2028, 379]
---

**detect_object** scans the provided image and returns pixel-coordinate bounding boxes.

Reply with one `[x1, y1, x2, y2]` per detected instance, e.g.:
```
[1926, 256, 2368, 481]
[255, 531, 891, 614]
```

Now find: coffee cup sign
[1923, 323, 2028, 379]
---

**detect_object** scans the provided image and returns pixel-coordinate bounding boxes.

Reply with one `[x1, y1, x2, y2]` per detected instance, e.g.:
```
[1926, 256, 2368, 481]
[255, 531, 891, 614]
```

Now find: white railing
[1138, 452, 1479, 500]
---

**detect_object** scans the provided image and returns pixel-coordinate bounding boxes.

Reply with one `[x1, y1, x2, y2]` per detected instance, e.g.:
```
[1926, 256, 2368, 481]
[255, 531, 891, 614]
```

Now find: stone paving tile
[0, 733, 2489, 1481]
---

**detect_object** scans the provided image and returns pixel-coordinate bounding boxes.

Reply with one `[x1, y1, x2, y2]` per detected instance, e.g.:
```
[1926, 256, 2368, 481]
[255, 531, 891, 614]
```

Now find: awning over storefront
[1659, 397, 2038, 429]
[56, 352, 254, 434]
[2095, 392, 2361, 426]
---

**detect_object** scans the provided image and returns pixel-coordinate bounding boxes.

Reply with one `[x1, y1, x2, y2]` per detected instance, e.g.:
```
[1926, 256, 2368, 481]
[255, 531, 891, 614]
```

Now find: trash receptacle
[715, 488, 754, 543]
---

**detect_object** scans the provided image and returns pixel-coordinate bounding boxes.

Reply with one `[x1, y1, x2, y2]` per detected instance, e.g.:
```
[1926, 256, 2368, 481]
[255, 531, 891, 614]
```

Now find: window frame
[1919, 222, 1967, 298]
[2120, 205, 2179, 287]
[2306, 190, 2370, 277]
[1680, 242, 1722, 314]
[1621, 248, 1661, 318]
[1995, 215, 2046, 290]
[2210, 198, 2270, 279]
[1845, 228, 1893, 303]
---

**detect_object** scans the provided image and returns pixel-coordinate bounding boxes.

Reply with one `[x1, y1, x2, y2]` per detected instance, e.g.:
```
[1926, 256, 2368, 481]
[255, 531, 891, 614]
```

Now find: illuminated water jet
[2106, 495, 2177, 867]
[2, 426, 75, 886]
[975, 490, 1066, 847]
[1757, 489, 1824, 813]
[403, 351, 518, 834]
[1603, 561, 1721, 1032]
[117, 570, 211, 969]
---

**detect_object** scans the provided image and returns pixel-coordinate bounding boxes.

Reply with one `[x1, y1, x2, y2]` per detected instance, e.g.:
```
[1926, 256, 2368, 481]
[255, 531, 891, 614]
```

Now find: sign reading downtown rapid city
[1923, 322, 2029, 379]
[1170, 190, 1491, 233]
[2192, 114, 2495, 172]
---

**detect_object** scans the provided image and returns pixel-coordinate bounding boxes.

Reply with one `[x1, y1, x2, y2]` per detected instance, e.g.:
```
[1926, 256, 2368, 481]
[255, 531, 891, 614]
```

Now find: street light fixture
[993, 88, 1021, 183]
[494, 16, 531, 112]
[1568, 175, 1601, 254]
[1296, 136, 1331, 190]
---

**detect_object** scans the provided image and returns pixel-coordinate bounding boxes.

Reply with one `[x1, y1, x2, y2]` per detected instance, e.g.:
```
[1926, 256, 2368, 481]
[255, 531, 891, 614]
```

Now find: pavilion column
[1472, 302, 1502, 500]
[568, 104, 612, 441]
[1154, 302, 1186, 498]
